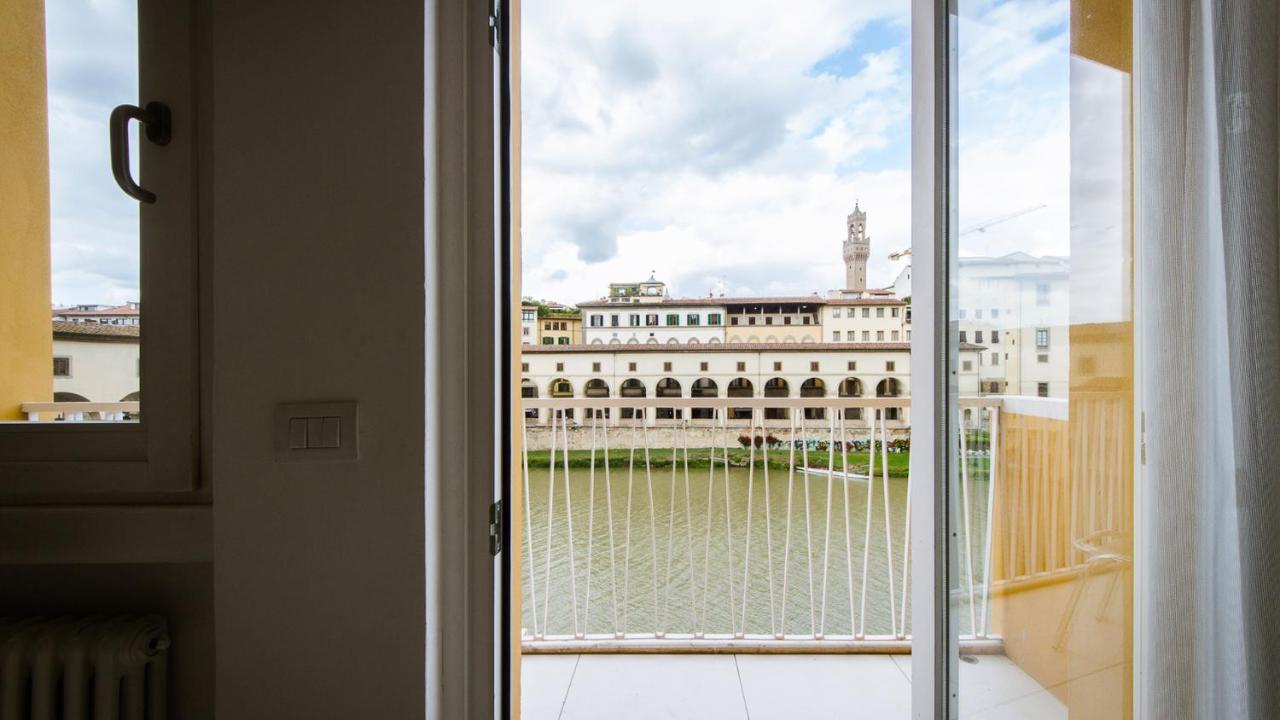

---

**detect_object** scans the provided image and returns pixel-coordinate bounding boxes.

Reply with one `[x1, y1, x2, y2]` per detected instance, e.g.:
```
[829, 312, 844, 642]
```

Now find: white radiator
[0, 616, 169, 720]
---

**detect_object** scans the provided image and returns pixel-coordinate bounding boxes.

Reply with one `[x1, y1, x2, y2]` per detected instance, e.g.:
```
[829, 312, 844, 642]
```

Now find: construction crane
[886, 204, 1048, 261]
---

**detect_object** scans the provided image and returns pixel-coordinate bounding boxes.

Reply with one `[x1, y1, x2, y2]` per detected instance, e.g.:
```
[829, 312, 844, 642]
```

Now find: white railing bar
[521, 397, 927, 410]
[641, 415, 659, 637]
[738, 409, 757, 638]
[521, 415, 539, 639]
[661, 422, 679, 638]
[720, 409, 737, 637]
[621, 416, 637, 634]
[840, 412, 856, 639]
[857, 411, 876, 639]
[562, 412, 581, 638]
[880, 414, 898, 637]
[583, 414, 598, 636]
[682, 426, 696, 632]
[898, 455, 912, 640]
[697, 412, 715, 638]
[817, 411, 835, 639]
[539, 410, 558, 637]
[521, 636, 1006, 654]
[979, 407, 999, 637]
[603, 416, 620, 637]
[779, 413, 797, 639]
[799, 412, 816, 637]
[960, 407, 977, 636]
[761, 413, 777, 639]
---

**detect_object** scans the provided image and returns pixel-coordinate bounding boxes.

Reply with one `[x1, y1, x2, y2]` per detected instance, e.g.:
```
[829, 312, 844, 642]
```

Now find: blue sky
[520, 0, 1077, 306]
[46, 0, 1085, 310]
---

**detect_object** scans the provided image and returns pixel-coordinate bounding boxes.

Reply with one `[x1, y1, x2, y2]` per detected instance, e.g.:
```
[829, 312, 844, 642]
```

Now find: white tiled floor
[521, 653, 1065, 720]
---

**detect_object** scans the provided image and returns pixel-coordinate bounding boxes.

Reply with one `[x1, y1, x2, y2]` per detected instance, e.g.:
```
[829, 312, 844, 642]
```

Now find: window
[736, 362, 747, 372]
[1037, 382, 1050, 398]
[990, 353, 999, 366]
[521, 362, 529, 372]
[557, 337, 569, 345]
[543, 322, 551, 330]
[810, 362, 819, 372]
[959, 309, 967, 319]
[541, 337, 553, 344]
[1038, 354, 1050, 364]
[730, 317, 739, 325]
[773, 362, 782, 371]
[847, 361, 857, 371]
[833, 331, 841, 341]
[974, 331, 983, 344]
[876, 307, 885, 318]
[876, 331, 885, 341]
[663, 362, 673, 372]
[974, 309, 983, 319]
[892, 331, 900, 341]
[764, 317, 773, 325]
[748, 317, 756, 325]
[592, 362, 601, 372]
[53, 357, 71, 377]
[630, 314, 641, 327]
[700, 362, 709, 371]
[959, 330, 967, 343]
[1036, 283, 1051, 306]
[832, 308, 841, 318]
[646, 314, 659, 326]
[803, 316, 811, 325]
[862, 308, 870, 318]
[687, 314, 700, 326]
[962, 360, 973, 372]
[591, 314, 604, 327]
[783, 316, 792, 325]
[555, 362, 564, 372]
[991, 309, 999, 319]
[708, 313, 722, 326]
[886, 361, 896, 372]
[628, 362, 637, 371]
[666, 314, 679, 326]
[990, 332, 999, 344]
[862, 331, 870, 341]
[611, 314, 620, 327]
[1035, 327, 1050, 348]
[892, 307, 900, 317]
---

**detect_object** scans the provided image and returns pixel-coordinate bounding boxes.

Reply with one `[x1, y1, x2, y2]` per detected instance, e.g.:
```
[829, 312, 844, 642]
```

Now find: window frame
[0, 0, 202, 499]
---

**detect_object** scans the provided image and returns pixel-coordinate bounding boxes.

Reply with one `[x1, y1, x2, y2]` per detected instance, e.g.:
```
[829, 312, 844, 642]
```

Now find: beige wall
[0, 0, 53, 418]
[52, 338, 140, 402]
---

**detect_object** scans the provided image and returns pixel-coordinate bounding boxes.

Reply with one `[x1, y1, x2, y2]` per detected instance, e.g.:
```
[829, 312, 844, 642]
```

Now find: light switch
[317, 416, 341, 448]
[288, 418, 308, 449]
[274, 401, 359, 462]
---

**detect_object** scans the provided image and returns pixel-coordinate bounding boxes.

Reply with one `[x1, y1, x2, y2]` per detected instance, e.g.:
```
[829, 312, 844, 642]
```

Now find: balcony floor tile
[736, 654, 911, 720]
[555, 654, 748, 720]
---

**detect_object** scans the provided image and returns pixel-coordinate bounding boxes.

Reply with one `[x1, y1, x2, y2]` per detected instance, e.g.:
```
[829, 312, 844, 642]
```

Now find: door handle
[109, 101, 171, 203]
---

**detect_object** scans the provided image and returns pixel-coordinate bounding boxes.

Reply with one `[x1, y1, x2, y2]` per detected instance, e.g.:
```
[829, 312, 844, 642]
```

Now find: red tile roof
[52, 321, 140, 341]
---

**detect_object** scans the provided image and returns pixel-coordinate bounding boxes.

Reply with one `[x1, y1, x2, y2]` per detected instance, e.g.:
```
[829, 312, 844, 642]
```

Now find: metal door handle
[109, 101, 171, 203]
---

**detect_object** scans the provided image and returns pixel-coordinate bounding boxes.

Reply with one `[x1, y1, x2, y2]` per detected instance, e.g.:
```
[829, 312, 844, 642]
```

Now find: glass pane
[516, 1, 918, 715]
[1, 0, 141, 422]
[949, 1, 1133, 717]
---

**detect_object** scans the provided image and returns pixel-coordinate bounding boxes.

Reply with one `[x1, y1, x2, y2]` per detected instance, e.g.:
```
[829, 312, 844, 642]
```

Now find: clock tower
[843, 201, 870, 291]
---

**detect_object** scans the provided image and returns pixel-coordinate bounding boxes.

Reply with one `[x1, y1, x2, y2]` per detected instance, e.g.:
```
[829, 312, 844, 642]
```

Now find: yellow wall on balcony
[0, 0, 53, 420]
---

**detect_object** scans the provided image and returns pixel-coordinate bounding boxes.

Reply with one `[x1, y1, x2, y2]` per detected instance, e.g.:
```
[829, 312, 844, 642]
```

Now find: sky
[521, 0, 1079, 306]
[45, 0, 140, 307]
[46, 0, 1121, 316]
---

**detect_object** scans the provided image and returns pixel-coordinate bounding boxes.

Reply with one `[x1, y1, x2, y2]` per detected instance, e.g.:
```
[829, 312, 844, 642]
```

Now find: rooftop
[52, 320, 140, 341]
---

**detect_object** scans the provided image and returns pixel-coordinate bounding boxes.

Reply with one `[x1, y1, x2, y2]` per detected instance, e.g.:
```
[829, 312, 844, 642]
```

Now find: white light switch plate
[274, 401, 358, 462]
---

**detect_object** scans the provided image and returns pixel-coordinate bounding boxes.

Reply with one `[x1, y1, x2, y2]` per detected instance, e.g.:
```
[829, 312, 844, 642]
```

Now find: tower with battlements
[843, 201, 870, 291]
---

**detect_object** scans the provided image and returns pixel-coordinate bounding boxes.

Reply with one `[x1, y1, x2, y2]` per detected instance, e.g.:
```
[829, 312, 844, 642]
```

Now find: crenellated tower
[843, 201, 870, 291]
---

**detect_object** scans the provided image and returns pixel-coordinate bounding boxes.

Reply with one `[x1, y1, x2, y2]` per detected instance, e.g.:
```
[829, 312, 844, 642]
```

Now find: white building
[51, 321, 140, 403]
[821, 298, 910, 344]
[520, 302, 538, 345]
[51, 302, 141, 326]
[579, 276, 727, 345]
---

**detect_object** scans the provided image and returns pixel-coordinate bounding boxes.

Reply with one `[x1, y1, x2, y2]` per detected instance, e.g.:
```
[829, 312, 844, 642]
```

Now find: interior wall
[209, 0, 427, 716]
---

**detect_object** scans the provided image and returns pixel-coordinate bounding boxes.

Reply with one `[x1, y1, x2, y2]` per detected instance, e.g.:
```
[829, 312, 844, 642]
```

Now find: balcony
[519, 395, 1130, 718]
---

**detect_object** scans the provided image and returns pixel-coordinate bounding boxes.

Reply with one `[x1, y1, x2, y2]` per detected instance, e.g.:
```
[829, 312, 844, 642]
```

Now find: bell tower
[843, 201, 870, 291]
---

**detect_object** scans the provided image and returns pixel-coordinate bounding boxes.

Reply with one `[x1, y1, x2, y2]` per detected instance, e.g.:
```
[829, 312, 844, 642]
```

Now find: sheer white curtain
[1137, 0, 1278, 718]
